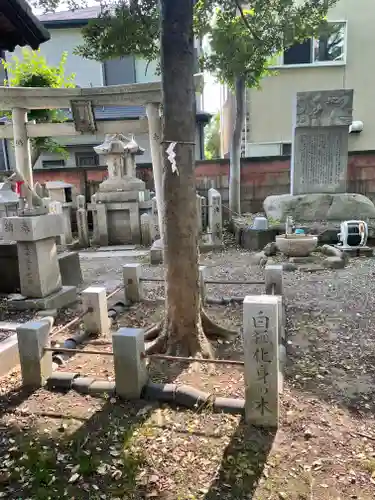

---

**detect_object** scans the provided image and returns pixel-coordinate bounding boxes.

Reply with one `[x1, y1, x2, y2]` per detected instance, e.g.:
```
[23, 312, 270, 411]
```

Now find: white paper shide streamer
[166, 142, 179, 175]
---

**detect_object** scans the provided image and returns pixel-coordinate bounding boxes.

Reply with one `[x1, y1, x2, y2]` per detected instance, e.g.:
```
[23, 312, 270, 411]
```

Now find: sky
[32, 0, 220, 113]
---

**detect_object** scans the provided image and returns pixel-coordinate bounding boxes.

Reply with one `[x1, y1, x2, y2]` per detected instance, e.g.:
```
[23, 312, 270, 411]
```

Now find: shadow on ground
[0, 397, 156, 499]
[204, 421, 275, 500]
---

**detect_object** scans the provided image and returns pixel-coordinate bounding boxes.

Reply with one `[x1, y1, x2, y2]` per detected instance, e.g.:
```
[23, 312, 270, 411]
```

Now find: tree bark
[229, 76, 245, 216]
[158, 0, 211, 357]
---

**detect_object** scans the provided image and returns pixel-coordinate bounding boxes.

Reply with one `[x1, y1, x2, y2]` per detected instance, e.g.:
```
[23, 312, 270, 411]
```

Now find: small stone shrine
[88, 134, 152, 246]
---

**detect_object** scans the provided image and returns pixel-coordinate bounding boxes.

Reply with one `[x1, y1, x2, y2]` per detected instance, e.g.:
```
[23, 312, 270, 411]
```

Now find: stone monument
[89, 134, 151, 246]
[291, 89, 353, 195]
[264, 89, 375, 224]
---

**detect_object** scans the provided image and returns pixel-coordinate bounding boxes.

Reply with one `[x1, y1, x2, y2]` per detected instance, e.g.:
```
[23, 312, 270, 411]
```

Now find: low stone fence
[14, 263, 285, 428]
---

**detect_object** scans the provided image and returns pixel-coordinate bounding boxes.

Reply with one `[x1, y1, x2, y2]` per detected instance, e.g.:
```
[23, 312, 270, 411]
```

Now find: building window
[283, 22, 346, 66]
[42, 159, 65, 168]
[282, 143, 292, 156]
[75, 152, 99, 167]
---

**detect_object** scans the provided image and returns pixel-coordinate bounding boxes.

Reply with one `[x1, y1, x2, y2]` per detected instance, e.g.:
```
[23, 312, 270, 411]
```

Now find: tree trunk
[229, 76, 245, 216]
[156, 0, 209, 357]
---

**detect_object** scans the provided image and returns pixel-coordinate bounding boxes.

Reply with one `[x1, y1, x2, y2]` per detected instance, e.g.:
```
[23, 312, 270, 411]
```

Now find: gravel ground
[1, 246, 375, 498]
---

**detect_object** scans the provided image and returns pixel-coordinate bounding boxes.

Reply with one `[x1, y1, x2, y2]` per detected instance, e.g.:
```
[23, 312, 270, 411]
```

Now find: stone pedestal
[2, 213, 77, 310]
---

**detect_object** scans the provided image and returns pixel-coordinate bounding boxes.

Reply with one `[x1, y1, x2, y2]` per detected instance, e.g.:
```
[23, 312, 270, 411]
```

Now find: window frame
[75, 152, 99, 168]
[41, 159, 65, 169]
[270, 20, 347, 69]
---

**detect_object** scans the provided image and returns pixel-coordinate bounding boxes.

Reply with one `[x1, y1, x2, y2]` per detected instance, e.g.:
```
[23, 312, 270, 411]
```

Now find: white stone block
[112, 328, 148, 399]
[123, 264, 143, 302]
[243, 295, 280, 428]
[17, 319, 52, 388]
[82, 286, 109, 335]
[2, 214, 64, 242]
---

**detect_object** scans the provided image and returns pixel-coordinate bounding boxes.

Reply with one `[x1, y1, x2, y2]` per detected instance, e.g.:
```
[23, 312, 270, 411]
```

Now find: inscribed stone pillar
[76, 195, 89, 248]
[151, 197, 160, 241]
[2, 214, 64, 298]
[196, 194, 203, 236]
[208, 188, 222, 245]
[291, 89, 354, 195]
[243, 295, 280, 428]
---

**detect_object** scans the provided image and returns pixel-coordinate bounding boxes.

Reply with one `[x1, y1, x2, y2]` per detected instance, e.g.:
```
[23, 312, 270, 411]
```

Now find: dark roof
[0, 0, 50, 52]
[39, 6, 100, 28]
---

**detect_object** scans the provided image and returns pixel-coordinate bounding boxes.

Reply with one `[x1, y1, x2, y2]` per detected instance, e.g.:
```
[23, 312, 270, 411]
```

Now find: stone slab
[18, 239, 62, 298]
[2, 214, 64, 242]
[0, 334, 19, 377]
[79, 249, 148, 259]
[336, 245, 374, 257]
[8, 285, 77, 311]
[295, 89, 354, 128]
[292, 127, 348, 195]
[241, 228, 280, 251]
[58, 251, 83, 287]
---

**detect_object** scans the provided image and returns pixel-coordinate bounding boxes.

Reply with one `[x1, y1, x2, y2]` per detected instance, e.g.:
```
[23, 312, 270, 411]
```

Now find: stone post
[199, 265, 207, 302]
[82, 286, 109, 335]
[146, 103, 164, 240]
[151, 197, 160, 241]
[112, 328, 148, 399]
[265, 264, 283, 296]
[243, 295, 280, 428]
[196, 194, 203, 236]
[2, 214, 64, 299]
[140, 213, 152, 246]
[17, 319, 53, 389]
[123, 264, 143, 302]
[12, 108, 33, 209]
[49, 201, 66, 246]
[96, 204, 109, 246]
[208, 188, 223, 246]
[76, 194, 89, 248]
[265, 264, 284, 343]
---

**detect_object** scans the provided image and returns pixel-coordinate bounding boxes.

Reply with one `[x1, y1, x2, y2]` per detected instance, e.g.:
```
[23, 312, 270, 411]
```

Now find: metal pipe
[139, 277, 165, 282]
[106, 285, 124, 300]
[45, 347, 113, 356]
[144, 353, 244, 366]
[207, 279, 265, 286]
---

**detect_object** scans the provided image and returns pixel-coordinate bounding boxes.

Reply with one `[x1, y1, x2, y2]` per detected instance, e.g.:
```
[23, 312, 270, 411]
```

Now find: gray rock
[263, 242, 277, 257]
[249, 251, 268, 267]
[281, 262, 297, 272]
[264, 193, 375, 222]
[320, 244, 344, 258]
[323, 256, 346, 269]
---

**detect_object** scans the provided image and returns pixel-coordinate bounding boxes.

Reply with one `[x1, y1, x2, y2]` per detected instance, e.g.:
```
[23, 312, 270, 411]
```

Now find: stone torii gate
[0, 76, 203, 309]
[0, 74, 204, 235]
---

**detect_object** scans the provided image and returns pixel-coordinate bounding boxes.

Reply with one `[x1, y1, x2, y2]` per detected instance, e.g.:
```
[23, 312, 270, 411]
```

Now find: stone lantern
[90, 134, 149, 245]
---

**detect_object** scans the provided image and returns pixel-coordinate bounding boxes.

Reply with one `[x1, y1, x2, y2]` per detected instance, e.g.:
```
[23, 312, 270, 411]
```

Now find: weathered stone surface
[58, 251, 83, 287]
[263, 242, 277, 257]
[323, 256, 346, 269]
[291, 89, 353, 195]
[8, 285, 77, 311]
[249, 251, 268, 266]
[264, 193, 375, 222]
[320, 244, 344, 259]
[2, 214, 64, 242]
[241, 228, 279, 251]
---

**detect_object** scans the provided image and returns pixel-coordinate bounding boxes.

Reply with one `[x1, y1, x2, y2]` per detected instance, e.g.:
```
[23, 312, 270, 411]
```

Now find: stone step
[79, 249, 149, 259]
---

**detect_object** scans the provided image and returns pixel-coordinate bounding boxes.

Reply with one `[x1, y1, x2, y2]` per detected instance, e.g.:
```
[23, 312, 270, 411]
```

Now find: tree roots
[144, 307, 238, 357]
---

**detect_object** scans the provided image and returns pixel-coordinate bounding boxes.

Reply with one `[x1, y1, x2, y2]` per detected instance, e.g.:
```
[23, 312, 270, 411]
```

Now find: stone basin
[275, 234, 318, 257]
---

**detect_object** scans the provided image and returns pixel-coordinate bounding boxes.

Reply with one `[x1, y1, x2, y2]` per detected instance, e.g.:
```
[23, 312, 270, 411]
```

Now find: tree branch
[233, 0, 262, 43]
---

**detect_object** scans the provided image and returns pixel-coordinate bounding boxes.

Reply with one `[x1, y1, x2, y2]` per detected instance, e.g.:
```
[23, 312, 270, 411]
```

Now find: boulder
[263, 242, 278, 256]
[264, 193, 375, 222]
[323, 256, 346, 269]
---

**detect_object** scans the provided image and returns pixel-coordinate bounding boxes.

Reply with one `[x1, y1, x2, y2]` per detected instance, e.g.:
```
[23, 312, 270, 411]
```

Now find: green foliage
[34, 0, 337, 92]
[205, 112, 221, 159]
[2, 49, 76, 163]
